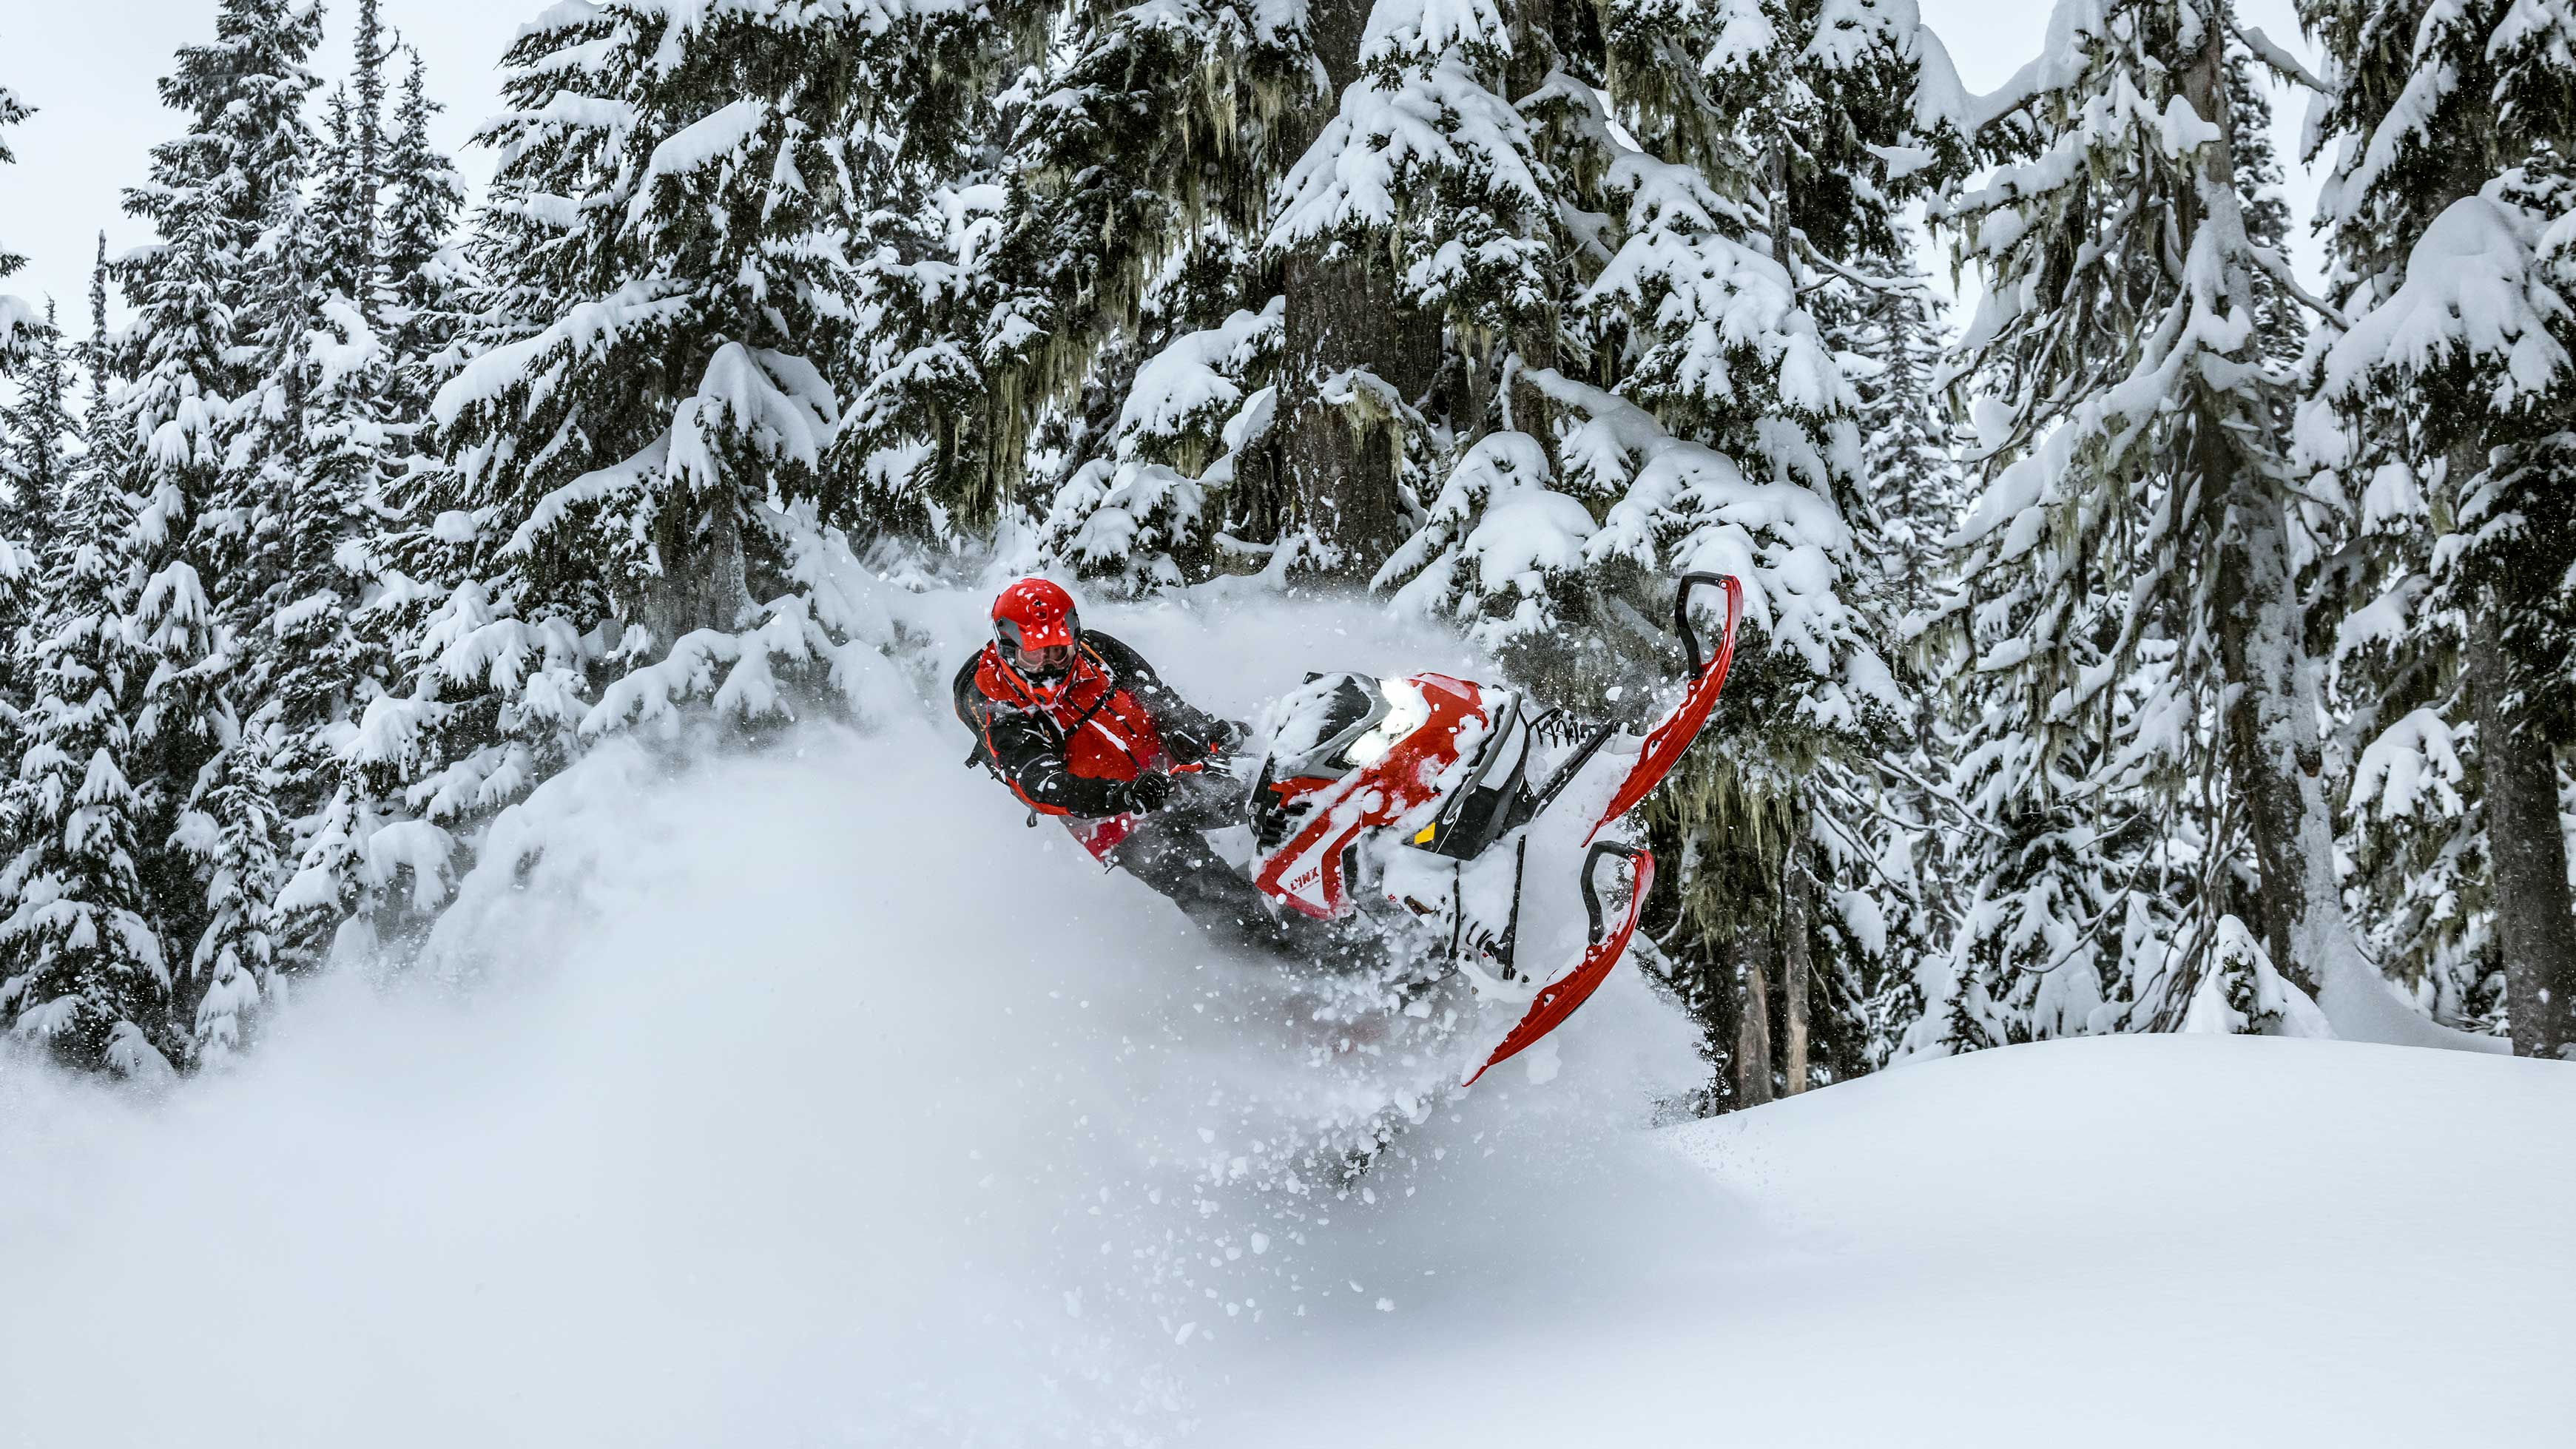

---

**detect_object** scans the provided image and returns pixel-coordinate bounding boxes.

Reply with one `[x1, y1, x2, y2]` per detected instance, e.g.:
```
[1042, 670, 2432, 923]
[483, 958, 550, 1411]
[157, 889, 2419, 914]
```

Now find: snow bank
[1214, 1036, 2575, 1447]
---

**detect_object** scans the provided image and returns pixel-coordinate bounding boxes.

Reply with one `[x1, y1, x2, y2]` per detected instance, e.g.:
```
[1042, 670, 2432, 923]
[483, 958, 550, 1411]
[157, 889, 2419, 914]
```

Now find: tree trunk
[1278, 251, 1411, 578]
[2183, 18, 2361, 999]
[1781, 840, 1812, 1094]
[1499, 0, 1558, 467]
[1271, 0, 1417, 581]
[644, 499, 752, 646]
[2469, 587, 2576, 1058]
[1731, 919, 1776, 1107]
[2209, 469, 2314, 984]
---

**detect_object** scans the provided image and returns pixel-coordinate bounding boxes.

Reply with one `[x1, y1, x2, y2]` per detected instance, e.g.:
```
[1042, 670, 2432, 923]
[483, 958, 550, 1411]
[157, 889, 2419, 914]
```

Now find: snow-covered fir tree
[1811, 234, 1970, 1064]
[823, 15, 1017, 542]
[350, 0, 388, 282]
[190, 125, 388, 1047]
[983, 0, 1311, 562]
[347, 0, 933, 926]
[0, 106, 161, 1072]
[377, 46, 469, 428]
[1264, 0, 1551, 575]
[311, 86, 375, 310]
[0, 81, 35, 371]
[264, 183, 395, 983]
[105, 0, 323, 991]
[2301, 0, 2576, 1058]
[0, 428, 173, 1075]
[1923, 1, 2485, 1050]
[1562, 1, 1938, 1102]
[0, 301, 75, 616]
[84, 233, 112, 433]
[0, 300, 75, 844]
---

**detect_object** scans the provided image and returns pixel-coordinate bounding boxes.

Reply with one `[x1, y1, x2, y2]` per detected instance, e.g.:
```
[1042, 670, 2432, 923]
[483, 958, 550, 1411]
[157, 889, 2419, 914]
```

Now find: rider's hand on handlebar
[1115, 771, 1175, 815]
[1162, 717, 1239, 766]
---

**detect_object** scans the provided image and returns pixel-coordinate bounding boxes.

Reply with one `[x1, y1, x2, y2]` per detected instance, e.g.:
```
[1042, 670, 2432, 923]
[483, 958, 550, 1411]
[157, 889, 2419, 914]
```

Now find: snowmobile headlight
[1339, 678, 1431, 770]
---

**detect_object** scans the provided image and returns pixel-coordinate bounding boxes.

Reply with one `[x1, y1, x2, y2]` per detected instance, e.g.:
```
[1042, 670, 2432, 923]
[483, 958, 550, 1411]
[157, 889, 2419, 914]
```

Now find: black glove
[1163, 717, 1241, 766]
[1113, 771, 1175, 815]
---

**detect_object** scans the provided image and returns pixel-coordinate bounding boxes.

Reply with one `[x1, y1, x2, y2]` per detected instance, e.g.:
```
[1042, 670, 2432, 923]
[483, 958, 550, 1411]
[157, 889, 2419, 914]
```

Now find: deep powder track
[0, 594, 1713, 1445]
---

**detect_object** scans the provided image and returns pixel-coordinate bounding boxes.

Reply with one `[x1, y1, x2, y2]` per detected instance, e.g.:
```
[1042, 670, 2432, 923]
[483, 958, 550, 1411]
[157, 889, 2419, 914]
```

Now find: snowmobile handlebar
[1580, 841, 1649, 946]
[1673, 572, 1738, 679]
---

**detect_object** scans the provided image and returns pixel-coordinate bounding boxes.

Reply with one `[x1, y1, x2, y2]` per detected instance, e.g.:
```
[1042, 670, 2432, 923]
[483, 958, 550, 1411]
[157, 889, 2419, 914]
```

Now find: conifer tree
[163, 186, 306, 1058]
[1926, 1, 2473, 1047]
[1563, 4, 1923, 1100]
[352, 0, 943, 909]
[84, 233, 112, 429]
[178, 180, 301, 1055]
[178, 710, 286, 1062]
[202, 153, 382, 1017]
[0, 436, 173, 1076]
[379, 44, 468, 420]
[311, 87, 375, 309]
[820, 15, 1014, 541]
[1813, 237, 1970, 1061]
[2302, 0, 2576, 1056]
[98, 0, 322, 1041]
[0, 81, 34, 371]
[350, 0, 388, 290]
[1263, 0, 1534, 577]
[974, 0, 1298, 544]
[0, 299, 69, 902]
[0, 300, 74, 598]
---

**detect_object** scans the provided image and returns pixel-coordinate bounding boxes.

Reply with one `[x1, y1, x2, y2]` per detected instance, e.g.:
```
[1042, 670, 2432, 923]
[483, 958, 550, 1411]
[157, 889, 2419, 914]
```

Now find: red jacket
[954, 632, 1215, 818]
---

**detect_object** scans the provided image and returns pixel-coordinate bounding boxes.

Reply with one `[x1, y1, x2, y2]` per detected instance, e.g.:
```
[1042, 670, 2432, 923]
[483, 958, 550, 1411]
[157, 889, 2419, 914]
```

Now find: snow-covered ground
[1216, 1035, 2575, 1447]
[2, 592, 2567, 1447]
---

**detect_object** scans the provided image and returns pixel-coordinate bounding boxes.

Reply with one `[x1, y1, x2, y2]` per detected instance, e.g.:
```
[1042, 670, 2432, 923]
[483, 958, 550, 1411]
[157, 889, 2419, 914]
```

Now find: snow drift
[1, 592, 2567, 1447]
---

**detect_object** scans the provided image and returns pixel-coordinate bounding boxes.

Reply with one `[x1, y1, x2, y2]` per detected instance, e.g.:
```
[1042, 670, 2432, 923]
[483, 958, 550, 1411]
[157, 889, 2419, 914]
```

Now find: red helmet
[992, 577, 1082, 701]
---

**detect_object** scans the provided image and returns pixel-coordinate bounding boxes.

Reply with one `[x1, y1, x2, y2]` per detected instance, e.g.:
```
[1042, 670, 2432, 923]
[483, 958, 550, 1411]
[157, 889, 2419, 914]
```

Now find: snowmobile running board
[1465, 844, 1655, 1086]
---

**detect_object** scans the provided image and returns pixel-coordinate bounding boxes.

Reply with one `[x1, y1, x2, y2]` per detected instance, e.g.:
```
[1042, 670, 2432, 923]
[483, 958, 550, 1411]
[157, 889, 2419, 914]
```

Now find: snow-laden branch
[2322, 193, 2571, 407]
[2227, 19, 2327, 93]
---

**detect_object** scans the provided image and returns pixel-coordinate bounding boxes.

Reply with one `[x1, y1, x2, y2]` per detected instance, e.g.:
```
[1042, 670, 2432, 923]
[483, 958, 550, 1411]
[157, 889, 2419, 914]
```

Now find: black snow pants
[1107, 771, 1378, 971]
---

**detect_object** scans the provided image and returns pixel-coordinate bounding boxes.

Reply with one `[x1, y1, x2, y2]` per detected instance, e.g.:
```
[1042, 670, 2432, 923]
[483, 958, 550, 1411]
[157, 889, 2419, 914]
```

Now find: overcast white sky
[2, 0, 2324, 331]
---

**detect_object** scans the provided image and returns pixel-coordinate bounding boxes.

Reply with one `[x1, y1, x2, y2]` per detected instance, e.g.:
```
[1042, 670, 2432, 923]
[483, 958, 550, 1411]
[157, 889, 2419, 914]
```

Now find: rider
[954, 578, 1355, 963]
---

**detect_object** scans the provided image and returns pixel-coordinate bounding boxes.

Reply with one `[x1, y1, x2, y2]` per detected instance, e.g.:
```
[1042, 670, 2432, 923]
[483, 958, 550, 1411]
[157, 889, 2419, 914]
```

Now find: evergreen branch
[2246, 245, 2350, 331]
[2226, 20, 2327, 95]
[1863, 754, 2012, 841]
[1794, 240, 1934, 300]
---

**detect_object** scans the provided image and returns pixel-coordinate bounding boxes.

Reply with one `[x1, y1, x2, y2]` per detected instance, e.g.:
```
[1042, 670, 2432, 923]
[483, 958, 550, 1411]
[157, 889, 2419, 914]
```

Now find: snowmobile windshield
[1264, 672, 1392, 780]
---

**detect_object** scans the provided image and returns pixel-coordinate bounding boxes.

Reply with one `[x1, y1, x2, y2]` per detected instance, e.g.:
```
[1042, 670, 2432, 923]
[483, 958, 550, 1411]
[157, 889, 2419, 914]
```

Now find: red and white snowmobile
[1243, 572, 1743, 1085]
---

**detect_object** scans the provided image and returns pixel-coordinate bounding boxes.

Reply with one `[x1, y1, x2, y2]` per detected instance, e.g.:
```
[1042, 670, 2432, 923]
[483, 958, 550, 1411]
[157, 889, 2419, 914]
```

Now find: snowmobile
[1240, 572, 1742, 1085]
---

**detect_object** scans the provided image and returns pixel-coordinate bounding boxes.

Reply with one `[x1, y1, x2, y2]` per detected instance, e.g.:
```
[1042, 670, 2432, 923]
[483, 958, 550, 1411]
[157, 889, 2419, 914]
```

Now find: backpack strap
[953, 651, 1003, 768]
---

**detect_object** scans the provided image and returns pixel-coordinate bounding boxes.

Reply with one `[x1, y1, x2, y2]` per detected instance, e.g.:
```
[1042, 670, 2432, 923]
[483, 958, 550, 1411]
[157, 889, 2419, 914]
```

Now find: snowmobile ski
[1584, 571, 1743, 843]
[1463, 844, 1655, 1086]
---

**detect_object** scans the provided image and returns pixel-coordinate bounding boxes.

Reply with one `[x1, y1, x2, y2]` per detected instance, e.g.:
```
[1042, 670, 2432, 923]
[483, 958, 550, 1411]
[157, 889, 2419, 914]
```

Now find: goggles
[1009, 641, 1077, 680]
